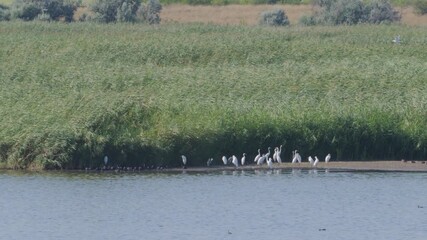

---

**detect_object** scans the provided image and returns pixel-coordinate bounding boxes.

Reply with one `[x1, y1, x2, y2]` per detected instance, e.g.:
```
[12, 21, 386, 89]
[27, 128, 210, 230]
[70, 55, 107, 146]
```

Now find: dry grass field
[161, 4, 427, 26]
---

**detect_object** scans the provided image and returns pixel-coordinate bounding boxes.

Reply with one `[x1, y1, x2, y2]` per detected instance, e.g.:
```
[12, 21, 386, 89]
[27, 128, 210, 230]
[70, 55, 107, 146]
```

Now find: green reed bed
[0, 22, 426, 169]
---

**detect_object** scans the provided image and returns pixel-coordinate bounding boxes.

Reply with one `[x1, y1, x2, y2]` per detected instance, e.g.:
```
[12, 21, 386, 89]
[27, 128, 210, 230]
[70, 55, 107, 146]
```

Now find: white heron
[207, 158, 214, 167]
[267, 157, 273, 169]
[292, 150, 301, 164]
[257, 154, 266, 165]
[296, 152, 302, 163]
[325, 153, 331, 163]
[241, 153, 246, 166]
[222, 156, 228, 165]
[264, 147, 272, 160]
[308, 156, 314, 164]
[181, 155, 187, 168]
[231, 155, 239, 168]
[313, 156, 319, 167]
[277, 145, 283, 163]
[254, 149, 261, 163]
[291, 150, 297, 164]
[273, 147, 278, 162]
[104, 155, 108, 165]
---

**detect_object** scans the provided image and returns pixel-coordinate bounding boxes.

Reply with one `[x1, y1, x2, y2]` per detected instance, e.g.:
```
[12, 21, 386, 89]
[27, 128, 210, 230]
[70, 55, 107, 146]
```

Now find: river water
[1, 169, 426, 240]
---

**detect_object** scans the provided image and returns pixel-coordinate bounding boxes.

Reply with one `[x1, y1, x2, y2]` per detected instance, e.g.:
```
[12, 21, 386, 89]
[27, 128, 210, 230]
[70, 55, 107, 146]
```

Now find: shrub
[365, 0, 400, 23]
[11, 0, 78, 22]
[260, 9, 290, 26]
[299, 14, 317, 25]
[303, 0, 400, 25]
[139, 0, 162, 24]
[0, 4, 11, 21]
[92, 0, 161, 24]
[116, 0, 141, 22]
[414, 0, 427, 15]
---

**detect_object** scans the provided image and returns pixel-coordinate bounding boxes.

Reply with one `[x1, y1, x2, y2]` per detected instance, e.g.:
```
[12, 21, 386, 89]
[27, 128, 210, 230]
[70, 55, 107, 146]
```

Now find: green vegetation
[259, 9, 290, 26]
[414, 0, 427, 15]
[0, 22, 426, 169]
[300, 0, 400, 25]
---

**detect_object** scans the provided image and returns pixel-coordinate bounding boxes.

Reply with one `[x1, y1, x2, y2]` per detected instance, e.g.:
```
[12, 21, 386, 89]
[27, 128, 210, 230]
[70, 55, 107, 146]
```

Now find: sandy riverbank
[170, 161, 427, 173]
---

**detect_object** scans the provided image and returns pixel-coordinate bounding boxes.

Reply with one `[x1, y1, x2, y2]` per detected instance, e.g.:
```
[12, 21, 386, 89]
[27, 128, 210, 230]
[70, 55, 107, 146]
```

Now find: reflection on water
[1, 169, 426, 240]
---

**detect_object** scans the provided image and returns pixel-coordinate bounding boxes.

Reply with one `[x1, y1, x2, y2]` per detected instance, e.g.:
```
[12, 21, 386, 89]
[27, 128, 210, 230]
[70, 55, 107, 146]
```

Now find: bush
[260, 9, 290, 26]
[299, 14, 317, 25]
[139, 0, 162, 24]
[0, 4, 11, 21]
[365, 0, 400, 24]
[91, 0, 161, 24]
[302, 0, 400, 25]
[11, 0, 78, 22]
[414, 0, 427, 15]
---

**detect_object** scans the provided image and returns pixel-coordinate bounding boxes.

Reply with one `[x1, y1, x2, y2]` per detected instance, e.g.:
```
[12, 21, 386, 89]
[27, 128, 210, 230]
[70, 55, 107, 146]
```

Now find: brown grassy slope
[161, 4, 427, 26]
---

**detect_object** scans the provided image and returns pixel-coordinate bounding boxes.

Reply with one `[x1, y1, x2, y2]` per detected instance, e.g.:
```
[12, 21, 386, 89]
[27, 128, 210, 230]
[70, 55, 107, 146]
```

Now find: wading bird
[292, 150, 301, 164]
[104, 155, 108, 166]
[264, 147, 272, 160]
[277, 145, 283, 163]
[254, 149, 261, 163]
[308, 156, 314, 164]
[207, 158, 214, 167]
[325, 153, 331, 163]
[222, 156, 228, 165]
[267, 157, 273, 169]
[181, 155, 187, 169]
[231, 155, 239, 168]
[241, 153, 246, 166]
[257, 154, 266, 165]
[273, 147, 278, 162]
[313, 156, 319, 167]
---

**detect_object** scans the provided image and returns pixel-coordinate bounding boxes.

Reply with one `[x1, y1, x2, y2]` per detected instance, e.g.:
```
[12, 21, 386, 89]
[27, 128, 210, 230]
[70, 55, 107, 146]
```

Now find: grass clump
[0, 22, 426, 169]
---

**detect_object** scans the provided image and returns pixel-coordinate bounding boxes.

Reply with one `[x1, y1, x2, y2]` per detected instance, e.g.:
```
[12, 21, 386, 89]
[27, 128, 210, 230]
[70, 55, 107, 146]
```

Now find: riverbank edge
[2, 161, 427, 173]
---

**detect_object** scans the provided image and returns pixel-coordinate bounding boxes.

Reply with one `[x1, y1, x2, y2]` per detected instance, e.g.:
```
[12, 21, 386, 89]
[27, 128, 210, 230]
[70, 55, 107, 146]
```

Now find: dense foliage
[259, 8, 290, 26]
[414, 0, 427, 15]
[9, 0, 79, 22]
[0, 22, 426, 169]
[300, 0, 400, 25]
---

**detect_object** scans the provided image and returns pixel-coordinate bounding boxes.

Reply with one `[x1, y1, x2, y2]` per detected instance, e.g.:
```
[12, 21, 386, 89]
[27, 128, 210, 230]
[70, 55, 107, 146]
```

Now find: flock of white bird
[181, 146, 331, 169]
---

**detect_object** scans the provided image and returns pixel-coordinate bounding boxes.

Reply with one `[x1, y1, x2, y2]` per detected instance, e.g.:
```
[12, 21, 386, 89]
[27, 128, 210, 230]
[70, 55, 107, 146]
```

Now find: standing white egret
[291, 150, 297, 164]
[277, 145, 283, 163]
[296, 151, 302, 163]
[325, 153, 331, 163]
[257, 154, 266, 165]
[273, 147, 278, 162]
[231, 155, 239, 168]
[104, 155, 108, 166]
[207, 158, 214, 167]
[308, 156, 314, 164]
[181, 155, 187, 168]
[313, 156, 319, 167]
[292, 150, 301, 164]
[267, 157, 273, 169]
[241, 153, 246, 166]
[222, 156, 228, 165]
[264, 147, 272, 160]
[254, 149, 261, 163]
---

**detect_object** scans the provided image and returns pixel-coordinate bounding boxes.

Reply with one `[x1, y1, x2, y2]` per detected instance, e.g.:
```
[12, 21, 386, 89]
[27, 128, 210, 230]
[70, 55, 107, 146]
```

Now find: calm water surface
[1, 169, 426, 240]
